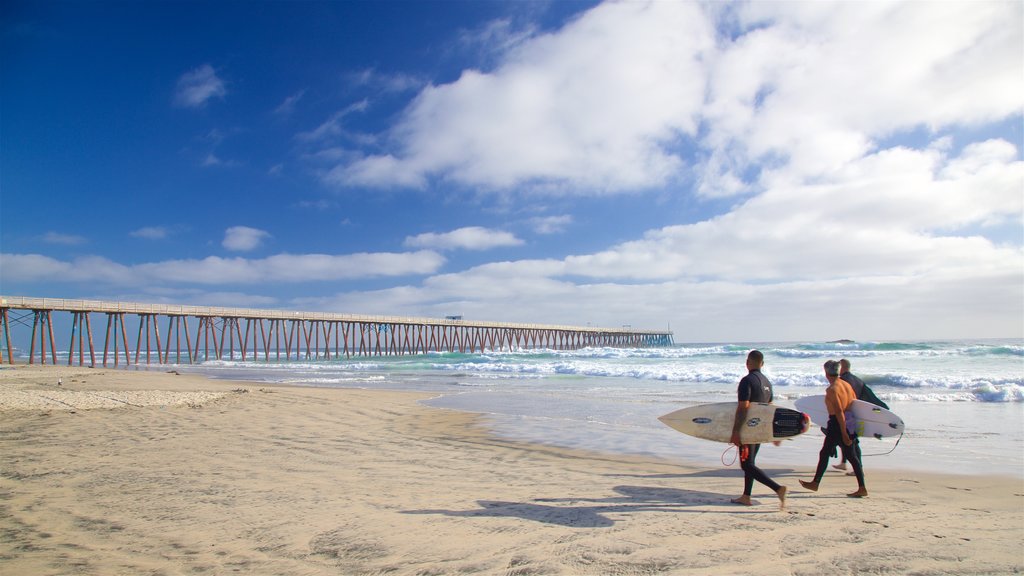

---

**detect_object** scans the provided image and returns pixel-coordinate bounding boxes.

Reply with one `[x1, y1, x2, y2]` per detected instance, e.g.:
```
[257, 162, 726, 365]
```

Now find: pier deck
[0, 296, 673, 366]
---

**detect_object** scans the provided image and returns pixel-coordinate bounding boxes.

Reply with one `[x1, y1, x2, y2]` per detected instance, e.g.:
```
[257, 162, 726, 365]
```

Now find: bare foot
[847, 488, 868, 498]
[776, 486, 787, 511]
[730, 495, 752, 506]
[832, 462, 848, 471]
[799, 480, 819, 492]
[846, 471, 856, 476]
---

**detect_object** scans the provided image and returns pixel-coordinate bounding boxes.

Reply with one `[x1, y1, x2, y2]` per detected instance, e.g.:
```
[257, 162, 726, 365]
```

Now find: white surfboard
[658, 402, 810, 444]
[794, 395, 904, 439]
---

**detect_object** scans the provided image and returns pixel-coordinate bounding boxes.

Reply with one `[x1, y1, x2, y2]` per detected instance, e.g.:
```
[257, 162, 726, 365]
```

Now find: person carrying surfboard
[799, 360, 869, 498]
[729, 350, 787, 510]
[833, 358, 888, 474]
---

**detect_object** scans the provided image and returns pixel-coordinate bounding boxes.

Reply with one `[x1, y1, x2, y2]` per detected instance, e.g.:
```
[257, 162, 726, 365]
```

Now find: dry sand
[1, 364, 1022, 575]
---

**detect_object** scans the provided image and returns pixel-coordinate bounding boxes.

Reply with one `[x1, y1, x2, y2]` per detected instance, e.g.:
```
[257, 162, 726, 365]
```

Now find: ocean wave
[155, 340, 1024, 404]
[18, 339, 1019, 365]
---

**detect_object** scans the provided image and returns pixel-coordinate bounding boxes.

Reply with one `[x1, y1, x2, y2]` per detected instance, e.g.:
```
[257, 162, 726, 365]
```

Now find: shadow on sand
[402, 484, 758, 528]
[603, 467, 800, 480]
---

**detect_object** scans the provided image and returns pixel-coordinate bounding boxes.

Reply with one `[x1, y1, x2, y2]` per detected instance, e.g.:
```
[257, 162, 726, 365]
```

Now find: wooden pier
[0, 296, 673, 367]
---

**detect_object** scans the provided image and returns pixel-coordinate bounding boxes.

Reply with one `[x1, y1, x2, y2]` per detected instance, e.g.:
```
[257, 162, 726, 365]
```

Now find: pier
[0, 296, 673, 367]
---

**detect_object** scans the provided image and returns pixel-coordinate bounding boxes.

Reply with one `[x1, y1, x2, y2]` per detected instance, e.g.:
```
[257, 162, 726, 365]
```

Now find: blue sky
[2, 0, 1022, 342]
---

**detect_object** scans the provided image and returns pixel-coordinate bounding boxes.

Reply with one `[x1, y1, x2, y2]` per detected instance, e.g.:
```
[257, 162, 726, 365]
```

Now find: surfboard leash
[722, 444, 749, 467]
[861, 431, 904, 456]
[722, 444, 739, 466]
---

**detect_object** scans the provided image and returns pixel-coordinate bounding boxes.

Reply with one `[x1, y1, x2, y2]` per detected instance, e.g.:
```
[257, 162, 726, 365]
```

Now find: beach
[2, 365, 1022, 575]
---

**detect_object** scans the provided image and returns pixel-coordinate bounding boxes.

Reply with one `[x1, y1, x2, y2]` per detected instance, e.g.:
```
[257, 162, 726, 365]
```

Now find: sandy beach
[1, 365, 1021, 575]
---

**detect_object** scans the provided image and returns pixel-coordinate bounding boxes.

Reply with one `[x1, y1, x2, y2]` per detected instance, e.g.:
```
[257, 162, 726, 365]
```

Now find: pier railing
[0, 296, 674, 366]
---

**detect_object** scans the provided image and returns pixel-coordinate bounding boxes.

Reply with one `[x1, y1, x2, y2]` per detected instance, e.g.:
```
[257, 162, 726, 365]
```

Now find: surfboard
[657, 402, 810, 444]
[794, 395, 904, 439]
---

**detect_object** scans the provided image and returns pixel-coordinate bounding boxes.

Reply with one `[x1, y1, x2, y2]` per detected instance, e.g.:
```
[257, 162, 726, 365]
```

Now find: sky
[1, 0, 1022, 343]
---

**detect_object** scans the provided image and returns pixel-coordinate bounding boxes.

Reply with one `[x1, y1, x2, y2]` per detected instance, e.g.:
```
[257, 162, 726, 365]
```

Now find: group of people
[730, 351, 886, 510]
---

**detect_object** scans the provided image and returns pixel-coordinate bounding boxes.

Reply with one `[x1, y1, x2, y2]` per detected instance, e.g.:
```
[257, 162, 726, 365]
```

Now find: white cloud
[317, 0, 1021, 202]
[529, 215, 572, 235]
[288, 129, 1024, 339]
[349, 68, 423, 93]
[173, 64, 226, 108]
[0, 254, 135, 284]
[0, 250, 446, 286]
[41, 231, 87, 245]
[222, 226, 271, 252]
[331, 1, 712, 192]
[141, 252, 444, 284]
[457, 17, 537, 61]
[296, 100, 370, 143]
[110, 289, 280, 309]
[560, 141, 1024, 282]
[700, 0, 1023, 195]
[130, 226, 169, 240]
[404, 227, 524, 251]
[295, 246, 1023, 341]
[325, 153, 425, 189]
[274, 90, 305, 116]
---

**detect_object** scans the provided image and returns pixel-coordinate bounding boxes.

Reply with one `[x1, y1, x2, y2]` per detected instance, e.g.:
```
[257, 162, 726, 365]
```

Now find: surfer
[839, 358, 888, 409]
[730, 350, 787, 510]
[800, 360, 868, 497]
[833, 359, 888, 474]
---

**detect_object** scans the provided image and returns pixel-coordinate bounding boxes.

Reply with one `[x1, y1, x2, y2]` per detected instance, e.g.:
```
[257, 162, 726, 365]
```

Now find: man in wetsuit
[833, 358, 888, 473]
[840, 358, 887, 409]
[730, 350, 787, 510]
[800, 360, 868, 497]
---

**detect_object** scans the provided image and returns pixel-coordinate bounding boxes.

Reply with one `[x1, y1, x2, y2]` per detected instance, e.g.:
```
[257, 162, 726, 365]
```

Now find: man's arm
[835, 407, 852, 446]
[731, 400, 750, 446]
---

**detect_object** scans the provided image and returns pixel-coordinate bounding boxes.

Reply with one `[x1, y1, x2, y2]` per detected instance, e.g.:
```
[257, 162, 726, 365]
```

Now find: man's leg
[734, 444, 785, 509]
[801, 433, 838, 491]
[844, 439, 868, 497]
[743, 444, 782, 491]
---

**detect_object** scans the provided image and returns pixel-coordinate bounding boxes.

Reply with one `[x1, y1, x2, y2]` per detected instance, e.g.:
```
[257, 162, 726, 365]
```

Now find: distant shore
[2, 365, 1021, 575]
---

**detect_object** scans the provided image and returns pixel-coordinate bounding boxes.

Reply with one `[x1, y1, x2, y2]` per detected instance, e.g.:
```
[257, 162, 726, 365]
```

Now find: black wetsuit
[843, 371, 889, 409]
[737, 370, 781, 495]
[812, 413, 865, 487]
[838, 371, 887, 465]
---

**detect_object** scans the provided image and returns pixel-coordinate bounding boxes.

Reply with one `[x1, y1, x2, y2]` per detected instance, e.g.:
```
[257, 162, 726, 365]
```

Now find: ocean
[176, 339, 1023, 479]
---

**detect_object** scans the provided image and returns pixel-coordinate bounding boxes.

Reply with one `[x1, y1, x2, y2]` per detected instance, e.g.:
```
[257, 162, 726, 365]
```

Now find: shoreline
[2, 365, 1022, 575]
[6, 363, 1018, 481]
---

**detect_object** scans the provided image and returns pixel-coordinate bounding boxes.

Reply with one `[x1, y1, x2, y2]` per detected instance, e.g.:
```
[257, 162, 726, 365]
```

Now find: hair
[747, 349, 764, 364]
[839, 358, 852, 371]
[824, 360, 840, 377]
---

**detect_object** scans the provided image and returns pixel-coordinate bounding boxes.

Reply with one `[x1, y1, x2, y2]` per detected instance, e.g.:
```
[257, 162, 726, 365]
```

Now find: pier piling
[0, 296, 673, 367]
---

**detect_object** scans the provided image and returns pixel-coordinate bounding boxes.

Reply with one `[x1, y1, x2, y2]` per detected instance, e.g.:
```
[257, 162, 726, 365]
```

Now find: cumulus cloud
[699, 0, 1023, 196]
[222, 226, 271, 252]
[173, 64, 226, 108]
[289, 0, 1021, 339]
[0, 254, 135, 284]
[404, 227, 524, 251]
[329, 1, 711, 193]
[291, 131, 1024, 339]
[561, 140, 1024, 282]
[314, 0, 1020, 202]
[140, 252, 444, 284]
[0, 250, 446, 286]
